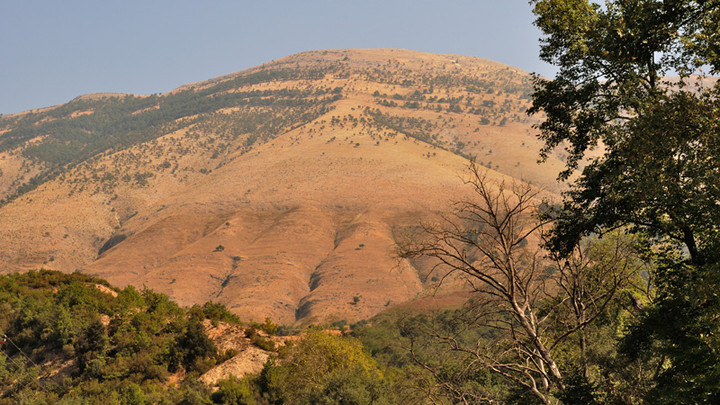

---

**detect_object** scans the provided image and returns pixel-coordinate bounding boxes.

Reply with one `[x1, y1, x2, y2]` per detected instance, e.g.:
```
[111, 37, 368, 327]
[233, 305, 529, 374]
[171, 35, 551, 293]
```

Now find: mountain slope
[0, 49, 565, 324]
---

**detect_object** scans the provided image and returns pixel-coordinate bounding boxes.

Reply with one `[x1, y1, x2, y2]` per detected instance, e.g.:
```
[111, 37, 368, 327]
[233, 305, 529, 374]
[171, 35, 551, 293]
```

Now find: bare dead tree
[398, 163, 645, 404]
[546, 233, 648, 380]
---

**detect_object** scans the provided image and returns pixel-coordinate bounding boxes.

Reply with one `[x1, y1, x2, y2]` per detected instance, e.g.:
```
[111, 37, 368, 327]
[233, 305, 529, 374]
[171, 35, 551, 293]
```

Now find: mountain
[0, 49, 566, 325]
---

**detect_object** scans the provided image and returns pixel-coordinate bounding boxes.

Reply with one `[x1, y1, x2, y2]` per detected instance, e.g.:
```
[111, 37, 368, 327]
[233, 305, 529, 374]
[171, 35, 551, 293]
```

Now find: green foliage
[260, 330, 393, 404]
[211, 376, 257, 405]
[556, 370, 602, 405]
[120, 382, 146, 405]
[620, 260, 720, 404]
[113, 285, 146, 315]
[0, 270, 225, 403]
[199, 301, 243, 326]
[531, 1, 720, 402]
[178, 380, 214, 405]
[250, 317, 278, 335]
[179, 318, 218, 373]
[531, 0, 720, 176]
[244, 327, 276, 352]
[396, 307, 516, 403]
[74, 319, 108, 373]
[531, 0, 720, 255]
[303, 367, 393, 405]
[358, 298, 636, 403]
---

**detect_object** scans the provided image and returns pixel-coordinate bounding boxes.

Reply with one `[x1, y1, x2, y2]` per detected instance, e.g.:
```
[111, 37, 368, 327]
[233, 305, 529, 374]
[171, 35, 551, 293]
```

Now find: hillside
[0, 269, 299, 403]
[0, 49, 565, 325]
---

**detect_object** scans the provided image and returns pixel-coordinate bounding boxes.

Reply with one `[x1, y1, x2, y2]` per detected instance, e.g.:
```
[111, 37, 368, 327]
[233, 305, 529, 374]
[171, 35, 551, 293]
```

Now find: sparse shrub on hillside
[0, 51, 537, 207]
[331, 319, 347, 331]
[254, 317, 278, 335]
[199, 301, 243, 326]
[274, 325, 298, 337]
[251, 334, 276, 352]
[0, 67, 338, 206]
[244, 326, 276, 351]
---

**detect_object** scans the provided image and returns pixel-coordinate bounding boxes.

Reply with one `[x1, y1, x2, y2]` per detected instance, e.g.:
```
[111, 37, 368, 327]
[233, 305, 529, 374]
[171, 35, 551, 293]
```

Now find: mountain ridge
[0, 48, 564, 324]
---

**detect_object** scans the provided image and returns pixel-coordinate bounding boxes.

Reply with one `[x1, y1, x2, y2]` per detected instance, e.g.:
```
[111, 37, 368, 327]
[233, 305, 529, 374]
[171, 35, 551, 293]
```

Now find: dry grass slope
[0, 49, 565, 324]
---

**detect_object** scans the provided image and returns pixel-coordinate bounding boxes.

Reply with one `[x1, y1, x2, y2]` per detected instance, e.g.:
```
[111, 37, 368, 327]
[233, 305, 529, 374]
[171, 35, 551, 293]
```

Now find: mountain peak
[0, 49, 563, 324]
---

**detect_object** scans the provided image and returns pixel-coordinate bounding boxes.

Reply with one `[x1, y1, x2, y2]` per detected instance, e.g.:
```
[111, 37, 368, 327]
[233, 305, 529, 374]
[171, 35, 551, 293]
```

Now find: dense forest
[0, 270, 266, 404]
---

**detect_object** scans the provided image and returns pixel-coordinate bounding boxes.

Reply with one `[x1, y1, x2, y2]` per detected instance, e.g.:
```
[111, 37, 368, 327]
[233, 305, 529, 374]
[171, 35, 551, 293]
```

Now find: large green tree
[531, 0, 720, 257]
[530, 0, 720, 402]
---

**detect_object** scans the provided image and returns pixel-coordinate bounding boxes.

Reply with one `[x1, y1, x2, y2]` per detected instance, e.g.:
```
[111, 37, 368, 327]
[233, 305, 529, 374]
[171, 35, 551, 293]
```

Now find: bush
[211, 376, 257, 405]
[120, 382, 146, 405]
[260, 331, 391, 404]
[179, 319, 217, 372]
[244, 327, 275, 351]
[250, 318, 277, 335]
[201, 302, 243, 325]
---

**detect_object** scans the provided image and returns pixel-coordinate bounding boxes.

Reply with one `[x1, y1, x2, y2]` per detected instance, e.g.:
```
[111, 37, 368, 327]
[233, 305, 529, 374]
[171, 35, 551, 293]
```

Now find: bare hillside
[0, 49, 565, 324]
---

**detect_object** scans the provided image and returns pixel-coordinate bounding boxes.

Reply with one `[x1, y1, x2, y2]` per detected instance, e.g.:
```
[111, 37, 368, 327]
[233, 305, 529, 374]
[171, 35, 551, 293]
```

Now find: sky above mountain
[0, 0, 552, 115]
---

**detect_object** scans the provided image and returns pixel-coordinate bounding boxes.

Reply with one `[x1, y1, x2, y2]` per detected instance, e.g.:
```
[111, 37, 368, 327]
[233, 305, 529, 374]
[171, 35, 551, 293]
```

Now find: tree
[529, 0, 720, 258]
[74, 319, 108, 373]
[259, 330, 392, 404]
[178, 317, 218, 373]
[211, 375, 257, 405]
[399, 164, 644, 404]
[529, 0, 720, 401]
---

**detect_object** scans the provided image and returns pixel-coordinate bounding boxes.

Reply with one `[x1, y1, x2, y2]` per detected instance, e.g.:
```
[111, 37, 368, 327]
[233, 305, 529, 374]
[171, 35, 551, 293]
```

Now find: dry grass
[0, 49, 564, 324]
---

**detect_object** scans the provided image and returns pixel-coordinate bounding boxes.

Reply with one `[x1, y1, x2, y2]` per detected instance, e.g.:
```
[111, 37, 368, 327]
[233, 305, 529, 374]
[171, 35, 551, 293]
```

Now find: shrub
[179, 319, 217, 372]
[244, 327, 275, 351]
[212, 375, 257, 404]
[260, 331, 390, 404]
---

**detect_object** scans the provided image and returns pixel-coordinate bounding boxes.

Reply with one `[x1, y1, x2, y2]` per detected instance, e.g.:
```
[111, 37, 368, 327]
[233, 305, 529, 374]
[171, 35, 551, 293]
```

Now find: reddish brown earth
[0, 49, 566, 325]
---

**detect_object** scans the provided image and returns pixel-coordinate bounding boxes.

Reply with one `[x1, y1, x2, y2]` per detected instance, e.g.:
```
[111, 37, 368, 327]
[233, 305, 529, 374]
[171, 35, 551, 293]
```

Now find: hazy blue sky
[1, 1, 552, 115]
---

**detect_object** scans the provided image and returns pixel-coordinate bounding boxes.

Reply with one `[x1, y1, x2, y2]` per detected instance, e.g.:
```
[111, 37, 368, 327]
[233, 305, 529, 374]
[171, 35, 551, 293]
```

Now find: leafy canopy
[530, 0, 720, 260]
[530, 0, 720, 402]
